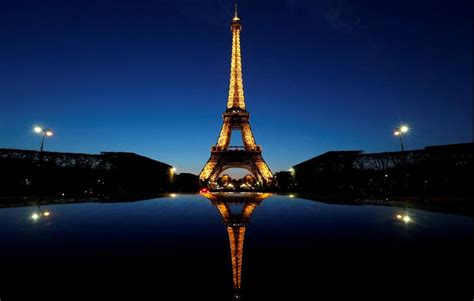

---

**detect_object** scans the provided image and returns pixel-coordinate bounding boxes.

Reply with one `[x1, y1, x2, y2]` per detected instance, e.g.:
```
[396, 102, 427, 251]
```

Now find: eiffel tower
[199, 5, 273, 188]
[202, 192, 272, 299]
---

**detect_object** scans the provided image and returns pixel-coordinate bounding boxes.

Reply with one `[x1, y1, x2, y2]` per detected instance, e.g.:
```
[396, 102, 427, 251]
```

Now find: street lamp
[394, 125, 410, 195]
[393, 125, 409, 152]
[34, 126, 53, 152]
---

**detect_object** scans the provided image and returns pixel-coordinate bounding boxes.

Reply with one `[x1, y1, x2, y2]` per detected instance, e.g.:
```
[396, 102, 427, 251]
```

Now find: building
[0, 148, 174, 196]
[292, 143, 473, 197]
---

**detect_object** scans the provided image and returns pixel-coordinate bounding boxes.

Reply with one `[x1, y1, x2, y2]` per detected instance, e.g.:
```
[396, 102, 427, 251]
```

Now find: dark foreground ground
[0, 194, 472, 300]
[1, 246, 472, 300]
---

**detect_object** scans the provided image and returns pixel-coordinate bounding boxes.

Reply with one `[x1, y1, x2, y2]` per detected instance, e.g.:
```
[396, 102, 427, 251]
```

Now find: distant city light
[170, 193, 177, 198]
[289, 194, 295, 198]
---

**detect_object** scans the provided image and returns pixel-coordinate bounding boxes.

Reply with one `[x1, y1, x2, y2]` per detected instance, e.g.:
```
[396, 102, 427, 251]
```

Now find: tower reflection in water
[202, 192, 272, 300]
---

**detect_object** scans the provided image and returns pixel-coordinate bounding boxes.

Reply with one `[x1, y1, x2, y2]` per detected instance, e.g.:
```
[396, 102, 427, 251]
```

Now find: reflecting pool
[0, 193, 472, 300]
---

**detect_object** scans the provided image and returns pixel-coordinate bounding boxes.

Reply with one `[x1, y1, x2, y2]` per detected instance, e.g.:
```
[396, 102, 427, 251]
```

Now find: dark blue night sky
[0, 0, 472, 174]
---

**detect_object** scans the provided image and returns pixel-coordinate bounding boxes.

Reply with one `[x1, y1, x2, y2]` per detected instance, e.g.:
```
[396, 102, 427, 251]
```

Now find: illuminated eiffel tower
[203, 192, 272, 299]
[199, 5, 273, 188]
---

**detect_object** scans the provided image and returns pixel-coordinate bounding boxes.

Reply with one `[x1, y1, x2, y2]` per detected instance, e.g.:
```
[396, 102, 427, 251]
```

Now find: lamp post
[34, 126, 53, 152]
[394, 125, 409, 195]
[393, 125, 409, 152]
[169, 166, 177, 186]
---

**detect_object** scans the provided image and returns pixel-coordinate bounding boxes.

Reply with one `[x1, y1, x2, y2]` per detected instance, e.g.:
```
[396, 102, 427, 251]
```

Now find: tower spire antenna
[233, 2, 239, 21]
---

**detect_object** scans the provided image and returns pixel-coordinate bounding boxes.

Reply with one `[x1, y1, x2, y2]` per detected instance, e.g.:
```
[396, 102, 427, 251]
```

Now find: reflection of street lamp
[396, 212, 411, 223]
[34, 126, 53, 152]
[393, 125, 409, 152]
[31, 205, 51, 220]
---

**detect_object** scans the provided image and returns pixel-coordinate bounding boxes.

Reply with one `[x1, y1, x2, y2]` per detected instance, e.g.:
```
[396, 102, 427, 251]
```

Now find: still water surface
[0, 193, 472, 300]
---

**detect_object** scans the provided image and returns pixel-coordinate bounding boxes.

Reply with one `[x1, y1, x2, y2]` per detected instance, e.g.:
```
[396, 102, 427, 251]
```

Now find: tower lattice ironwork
[199, 5, 273, 188]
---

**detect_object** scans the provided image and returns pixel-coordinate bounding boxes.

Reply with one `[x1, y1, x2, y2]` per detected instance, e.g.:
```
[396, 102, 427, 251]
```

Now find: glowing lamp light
[394, 125, 409, 136]
[170, 193, 177, 198]
[31, 213, 40, 220]
[289, 194, 295, 198]
[34, 126, 43, 133]
[396, 213, 411, 223]
[289, 168, 294, 172]
[43, 211, 50, 217]
[45, 130, 53, 137]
